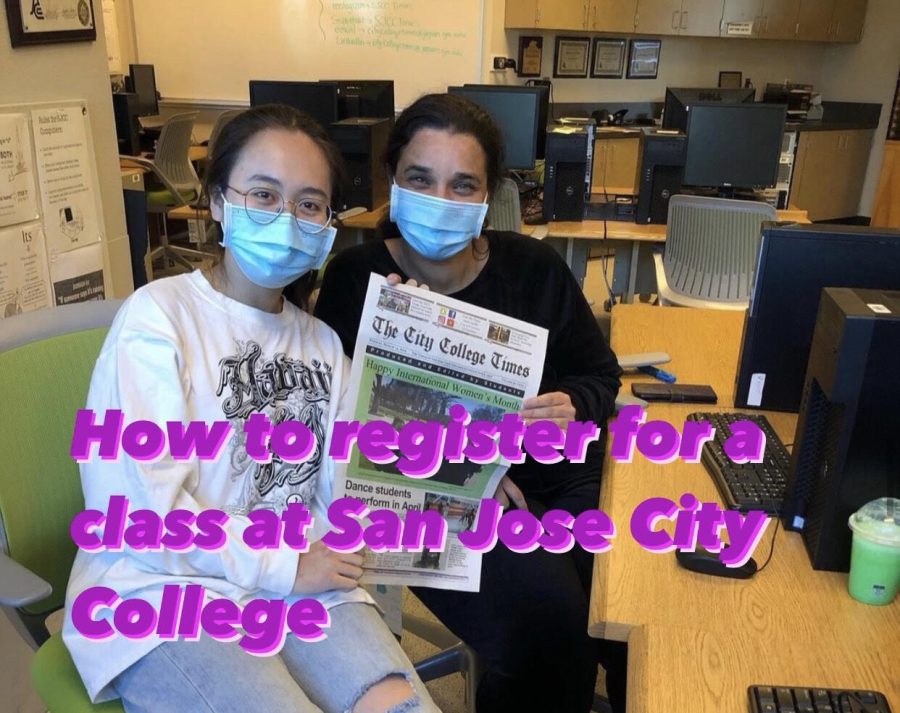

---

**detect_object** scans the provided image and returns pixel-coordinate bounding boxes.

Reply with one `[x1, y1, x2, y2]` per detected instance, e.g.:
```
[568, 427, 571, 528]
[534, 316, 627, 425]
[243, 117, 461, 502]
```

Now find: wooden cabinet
[505, 0, 588, 30]
[592, 136, 642, 196]
[797, 0, 867, 42]
[872, 141, 900, 228]
[758, 0, 802, 38]
[589, 0, 638, 32]
[790, 129, 874, 221]
[505, 0, 864, 41]
[634, 0, 724, 36]
[830, 0, 866, 41]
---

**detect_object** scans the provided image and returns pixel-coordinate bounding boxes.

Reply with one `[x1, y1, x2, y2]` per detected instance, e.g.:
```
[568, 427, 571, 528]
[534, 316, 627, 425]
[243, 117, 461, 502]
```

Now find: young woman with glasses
[314, 93, 627, 713]
[63, 105, 438, 713]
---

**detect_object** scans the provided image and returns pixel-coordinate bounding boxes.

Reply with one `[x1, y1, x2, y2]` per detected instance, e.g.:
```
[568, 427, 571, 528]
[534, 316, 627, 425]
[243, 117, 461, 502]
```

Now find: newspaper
[337, 273, 548, 591]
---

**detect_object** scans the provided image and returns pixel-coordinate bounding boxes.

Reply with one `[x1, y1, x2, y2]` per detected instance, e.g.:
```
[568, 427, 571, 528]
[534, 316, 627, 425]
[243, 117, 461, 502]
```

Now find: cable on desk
[754, 516, 780, 574]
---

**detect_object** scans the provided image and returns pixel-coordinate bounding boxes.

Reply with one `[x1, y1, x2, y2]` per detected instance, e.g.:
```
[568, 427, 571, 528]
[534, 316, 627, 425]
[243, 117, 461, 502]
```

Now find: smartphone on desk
[631, 383, 717, 403]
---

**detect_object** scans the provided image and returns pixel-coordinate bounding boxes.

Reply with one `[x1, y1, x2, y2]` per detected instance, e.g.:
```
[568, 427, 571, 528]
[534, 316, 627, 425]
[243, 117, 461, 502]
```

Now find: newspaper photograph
[337, 273, 548, 591]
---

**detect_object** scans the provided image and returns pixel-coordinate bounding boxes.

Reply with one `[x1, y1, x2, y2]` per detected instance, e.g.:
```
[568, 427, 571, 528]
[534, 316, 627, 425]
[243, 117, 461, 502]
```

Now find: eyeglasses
[226, 185, 333, 234]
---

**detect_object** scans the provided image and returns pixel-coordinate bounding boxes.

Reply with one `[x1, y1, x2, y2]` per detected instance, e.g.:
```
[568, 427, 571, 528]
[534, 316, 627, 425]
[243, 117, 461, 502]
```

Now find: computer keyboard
[687, 412, 791, 514]
[749, 685, 892, 713]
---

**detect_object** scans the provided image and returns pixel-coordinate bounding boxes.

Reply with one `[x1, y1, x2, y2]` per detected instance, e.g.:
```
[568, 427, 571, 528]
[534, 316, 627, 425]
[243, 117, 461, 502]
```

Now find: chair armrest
[0, 552, 52, 607]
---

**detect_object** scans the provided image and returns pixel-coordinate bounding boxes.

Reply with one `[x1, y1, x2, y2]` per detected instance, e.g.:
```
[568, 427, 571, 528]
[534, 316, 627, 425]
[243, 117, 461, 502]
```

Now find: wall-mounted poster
[0, 113, 39, 228]
[49, 241, 105, 305]
[0, 222, 52, 317]
[31, 105, 101, 255]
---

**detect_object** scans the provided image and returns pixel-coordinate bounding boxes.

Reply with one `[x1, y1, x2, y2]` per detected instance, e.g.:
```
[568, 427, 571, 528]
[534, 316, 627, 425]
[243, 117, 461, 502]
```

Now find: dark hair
[385, 93, 505, 197]
[203, 105, 346, 310]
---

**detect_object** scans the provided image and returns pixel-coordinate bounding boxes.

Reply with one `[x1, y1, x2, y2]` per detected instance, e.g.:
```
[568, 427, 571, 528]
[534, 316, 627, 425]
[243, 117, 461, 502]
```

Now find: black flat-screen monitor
[735, 224, 900, 412]
[662, 86, 755, 132]
[128, 64, 159, 117]
[321, 80, 395, 122]
[448, 84, 549, 170]
[683, 102, 786, 191]
[249, 80, 339, 132]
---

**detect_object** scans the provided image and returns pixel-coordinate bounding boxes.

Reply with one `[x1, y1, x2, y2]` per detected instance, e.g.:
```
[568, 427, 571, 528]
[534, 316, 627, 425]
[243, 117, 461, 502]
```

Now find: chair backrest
[663, 195, 777, 302]
[486, 177, 522, 233]
[0, 300, 122, 642]
[154, 112, 200, 195]
[207, 109, 243, 157]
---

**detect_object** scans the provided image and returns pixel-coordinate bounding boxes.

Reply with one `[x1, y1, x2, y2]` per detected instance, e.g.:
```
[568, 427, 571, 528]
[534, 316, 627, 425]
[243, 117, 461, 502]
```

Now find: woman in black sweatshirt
[314, 93, 626, 713]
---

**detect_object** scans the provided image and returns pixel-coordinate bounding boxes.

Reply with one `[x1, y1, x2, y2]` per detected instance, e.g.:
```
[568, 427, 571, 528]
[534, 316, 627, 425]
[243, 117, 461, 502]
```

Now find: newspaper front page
[337, 274, 548, 591]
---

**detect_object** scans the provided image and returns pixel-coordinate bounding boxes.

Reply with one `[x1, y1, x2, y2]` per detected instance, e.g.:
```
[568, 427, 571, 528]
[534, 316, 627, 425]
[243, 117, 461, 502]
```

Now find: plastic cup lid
[848, 497, 900, 547]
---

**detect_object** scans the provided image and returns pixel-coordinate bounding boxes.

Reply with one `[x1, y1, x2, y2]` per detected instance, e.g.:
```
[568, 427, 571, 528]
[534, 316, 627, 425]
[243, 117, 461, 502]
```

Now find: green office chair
[0, 300, 125, 713]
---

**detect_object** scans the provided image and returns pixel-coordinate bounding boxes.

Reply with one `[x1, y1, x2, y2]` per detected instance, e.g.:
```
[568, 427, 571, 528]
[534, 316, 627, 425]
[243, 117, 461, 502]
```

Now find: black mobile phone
[630, 383, 718, 404]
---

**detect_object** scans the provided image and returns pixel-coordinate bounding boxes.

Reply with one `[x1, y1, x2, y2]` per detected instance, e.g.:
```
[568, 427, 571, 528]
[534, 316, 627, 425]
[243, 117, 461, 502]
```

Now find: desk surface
[535, 208, 809, 242]
[165, 201, 390, 232]
[592, 305, 899, 710]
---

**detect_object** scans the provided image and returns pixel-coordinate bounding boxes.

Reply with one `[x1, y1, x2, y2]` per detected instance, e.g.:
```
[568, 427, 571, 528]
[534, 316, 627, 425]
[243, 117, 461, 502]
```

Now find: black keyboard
[687, 412, 791, 514]
[749, 685, 893, 713]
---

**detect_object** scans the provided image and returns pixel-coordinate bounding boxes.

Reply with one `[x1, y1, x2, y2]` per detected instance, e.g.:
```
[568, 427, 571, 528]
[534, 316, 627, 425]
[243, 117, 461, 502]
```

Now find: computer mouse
[675, 549, 758, 579]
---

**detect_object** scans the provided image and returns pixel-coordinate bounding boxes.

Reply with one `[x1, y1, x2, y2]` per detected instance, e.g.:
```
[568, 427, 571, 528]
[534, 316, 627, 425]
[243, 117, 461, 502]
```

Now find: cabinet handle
[680, 10, 688, 29]
[536, 6, 541, 23]
[592, 4, 597, 28]
[764, 15, 769, 35]
[672, 10, 680, 29]
[835, 20, 841, 39]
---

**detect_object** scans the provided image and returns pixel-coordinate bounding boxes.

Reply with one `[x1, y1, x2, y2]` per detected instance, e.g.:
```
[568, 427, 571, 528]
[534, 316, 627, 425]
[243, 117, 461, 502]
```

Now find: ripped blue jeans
[112, 602, 440, 713]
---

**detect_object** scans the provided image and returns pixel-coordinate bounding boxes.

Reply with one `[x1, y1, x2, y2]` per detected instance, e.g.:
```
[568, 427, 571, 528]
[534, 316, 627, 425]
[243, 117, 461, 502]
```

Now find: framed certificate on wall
[554, 36, 590, 79]
[591, 38, 626, 79]
[6, 0, 96, 47]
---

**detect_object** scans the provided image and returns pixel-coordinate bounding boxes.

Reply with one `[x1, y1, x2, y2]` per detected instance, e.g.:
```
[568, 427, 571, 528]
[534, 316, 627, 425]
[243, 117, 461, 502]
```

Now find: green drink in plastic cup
[847, 497, 900, 606]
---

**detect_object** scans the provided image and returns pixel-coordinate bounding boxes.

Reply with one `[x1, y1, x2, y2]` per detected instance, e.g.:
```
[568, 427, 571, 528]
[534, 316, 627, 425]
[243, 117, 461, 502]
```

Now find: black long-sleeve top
[314, 231, 622, 493]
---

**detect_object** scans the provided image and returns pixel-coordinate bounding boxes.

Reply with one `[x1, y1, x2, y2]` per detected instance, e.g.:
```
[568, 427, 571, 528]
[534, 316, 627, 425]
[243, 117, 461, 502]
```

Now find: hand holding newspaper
[336, 273, 548, 591]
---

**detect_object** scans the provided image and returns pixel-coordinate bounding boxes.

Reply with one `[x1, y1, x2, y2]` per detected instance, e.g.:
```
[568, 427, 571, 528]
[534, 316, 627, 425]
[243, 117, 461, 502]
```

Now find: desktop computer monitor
[662, 86, 755, 132]
[128, 64, 159, 117]
[321, 80, 395, 122]
[734, 224, 900, 413]
[448, 85, 549, 169]
[682, 102, 786, 193]
[248, 80, 339, 132]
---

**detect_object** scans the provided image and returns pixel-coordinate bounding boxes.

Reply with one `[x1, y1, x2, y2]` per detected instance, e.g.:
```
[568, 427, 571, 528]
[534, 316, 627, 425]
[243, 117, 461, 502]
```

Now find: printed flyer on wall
[339, 274, 548, 591]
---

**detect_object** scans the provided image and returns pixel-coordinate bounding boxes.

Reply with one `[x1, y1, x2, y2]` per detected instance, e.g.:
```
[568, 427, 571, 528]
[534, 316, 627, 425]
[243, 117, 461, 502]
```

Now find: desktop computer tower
[543, 125, 592, 222]
[635, 132, 685, 224]
[112, 92, 140, 156]
[329, 118, 390, 211]
[782, 287, 900, 572]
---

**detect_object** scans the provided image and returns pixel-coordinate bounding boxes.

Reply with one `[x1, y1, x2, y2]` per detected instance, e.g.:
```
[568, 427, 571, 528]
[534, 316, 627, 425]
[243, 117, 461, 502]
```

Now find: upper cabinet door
[634, 0, 685, 35]
[505, 0, 540, 28]
[830, 0, 867, 41]
[590, 0, 638, 32]
[758, 0, 801, 39]
[721, 0, 763, 36]
[680, 0, 727, 36]
[796, 0, 835, 41]
[535, 0, 589, 29]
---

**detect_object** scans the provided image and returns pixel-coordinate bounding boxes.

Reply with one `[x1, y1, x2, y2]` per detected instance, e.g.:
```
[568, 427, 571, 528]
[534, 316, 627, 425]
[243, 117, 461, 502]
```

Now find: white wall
[0, 3, 132, 297]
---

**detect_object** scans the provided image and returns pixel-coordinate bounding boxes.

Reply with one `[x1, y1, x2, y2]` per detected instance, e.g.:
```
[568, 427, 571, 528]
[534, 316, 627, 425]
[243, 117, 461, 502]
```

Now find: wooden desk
[628, 624, 900, 713]
[166, 202, 390, 248]
[591, 305, 900, 711]
[530, 209, 809, 303]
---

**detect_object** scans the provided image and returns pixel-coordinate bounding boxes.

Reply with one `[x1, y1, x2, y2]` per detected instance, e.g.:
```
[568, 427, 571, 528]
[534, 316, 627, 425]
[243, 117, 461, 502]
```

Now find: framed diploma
[626, 39, 661, 80]
[553, 36, 590, 79]
[517, 36, 543, 78]
[6, 0, 96, 47]
[590, 38, 626, 79]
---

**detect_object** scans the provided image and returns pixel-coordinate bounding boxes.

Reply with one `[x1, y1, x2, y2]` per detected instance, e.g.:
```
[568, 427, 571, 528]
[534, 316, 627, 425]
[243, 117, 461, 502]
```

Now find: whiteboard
[132, 0, 484, 109]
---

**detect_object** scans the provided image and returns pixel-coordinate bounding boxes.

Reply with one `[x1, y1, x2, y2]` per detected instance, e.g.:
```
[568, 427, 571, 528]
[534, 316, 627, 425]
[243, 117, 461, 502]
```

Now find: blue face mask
[390, 183, 489, 261]
[221, 199, 336, 289]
